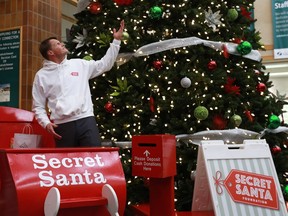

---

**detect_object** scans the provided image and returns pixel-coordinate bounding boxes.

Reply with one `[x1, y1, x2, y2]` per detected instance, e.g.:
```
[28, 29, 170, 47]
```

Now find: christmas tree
[65, 0, 288, 211]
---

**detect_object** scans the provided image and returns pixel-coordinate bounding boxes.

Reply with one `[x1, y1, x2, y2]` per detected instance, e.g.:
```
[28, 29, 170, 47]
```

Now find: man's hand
[113, 20, 125, 40]
[46, 123, 62, 140]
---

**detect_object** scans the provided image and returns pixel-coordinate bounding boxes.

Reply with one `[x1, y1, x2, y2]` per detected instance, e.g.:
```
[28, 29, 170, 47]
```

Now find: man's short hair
[39, 37, 57, 60]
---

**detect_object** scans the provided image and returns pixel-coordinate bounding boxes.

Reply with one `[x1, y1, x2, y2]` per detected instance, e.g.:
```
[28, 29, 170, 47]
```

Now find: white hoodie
[32, 39, 121, 129]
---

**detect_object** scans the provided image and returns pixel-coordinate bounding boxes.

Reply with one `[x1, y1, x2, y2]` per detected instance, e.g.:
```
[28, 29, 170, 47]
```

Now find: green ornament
[83, 55, 93, 61]
[230, 114, 242, 127]
[122, 32, 129, 41]
[149, 6, 163, 19]
[236, 41, 252, 55]
[267, 114, 281, 129]
[284, 184, 288, 195]
[194, 106, 209, 120]
[226, 9, 238, 22]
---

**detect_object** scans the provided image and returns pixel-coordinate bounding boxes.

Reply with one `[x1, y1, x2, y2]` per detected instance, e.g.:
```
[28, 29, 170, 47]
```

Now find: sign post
[132, 134, 176, 216]
[192, 139, 288, 216]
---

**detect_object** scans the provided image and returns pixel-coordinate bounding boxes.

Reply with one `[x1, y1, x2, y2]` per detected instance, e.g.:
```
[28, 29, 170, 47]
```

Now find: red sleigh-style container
[0, 106, 55, 148]
[0, 147, 126, 216]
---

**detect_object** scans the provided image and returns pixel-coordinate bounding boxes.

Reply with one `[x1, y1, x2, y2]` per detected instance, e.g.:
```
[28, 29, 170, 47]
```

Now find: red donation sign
[132, 135, 176, 178]
[223, 169, 278, 210]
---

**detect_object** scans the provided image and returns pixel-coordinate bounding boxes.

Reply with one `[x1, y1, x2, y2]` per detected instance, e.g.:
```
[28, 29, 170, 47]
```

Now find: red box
[132, 134, 176, 178]
[0, 148, 126, 216]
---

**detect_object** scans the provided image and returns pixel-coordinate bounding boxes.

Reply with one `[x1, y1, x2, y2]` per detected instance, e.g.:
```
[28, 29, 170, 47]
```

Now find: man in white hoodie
[32, 20, 124, 147]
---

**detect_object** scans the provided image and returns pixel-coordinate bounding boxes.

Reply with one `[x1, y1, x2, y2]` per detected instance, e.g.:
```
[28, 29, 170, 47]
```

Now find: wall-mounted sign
[272, 0, 288, 59]
[0, 27, 22, 107]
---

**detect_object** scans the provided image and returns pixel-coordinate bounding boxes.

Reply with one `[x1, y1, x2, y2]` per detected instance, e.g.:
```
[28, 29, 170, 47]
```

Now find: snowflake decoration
[272, 90, 288, 102]
[72, 28, 90, 49]
[77, 0, 91, 13]
[205, 8, 223, 32]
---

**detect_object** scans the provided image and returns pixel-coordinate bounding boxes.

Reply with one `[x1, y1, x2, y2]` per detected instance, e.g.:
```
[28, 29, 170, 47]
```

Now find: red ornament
[149, 96, 155, 112]
[152, 60, 163, 70]
[222, 44, 230, 58]
[271, 145, 281, 154]
[104, 101, 114, 113]
[207, 60, 217, 70]
[244, 110, 254, 122]
[212, 115, 227, 130]
[256, 82, 266, 92]
[114, 0, 133, 6]
[89, 2, 102, 14]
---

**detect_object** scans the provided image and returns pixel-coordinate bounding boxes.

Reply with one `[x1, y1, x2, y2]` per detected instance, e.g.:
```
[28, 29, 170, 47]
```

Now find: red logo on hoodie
[71, 72, 79, 76]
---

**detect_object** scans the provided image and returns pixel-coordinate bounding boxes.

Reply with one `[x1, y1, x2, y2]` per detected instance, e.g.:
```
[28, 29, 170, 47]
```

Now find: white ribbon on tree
[260, 126, 288, 137]
[116, 36, 262, 66]
[176, 128, 260, 145]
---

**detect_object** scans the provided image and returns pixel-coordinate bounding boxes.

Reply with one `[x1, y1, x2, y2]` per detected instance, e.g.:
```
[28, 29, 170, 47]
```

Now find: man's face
[49, 39, 68, 58]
